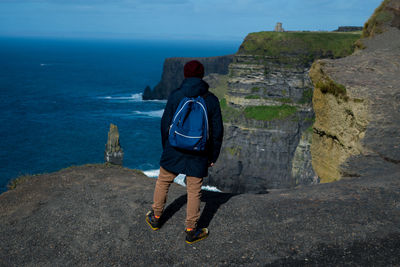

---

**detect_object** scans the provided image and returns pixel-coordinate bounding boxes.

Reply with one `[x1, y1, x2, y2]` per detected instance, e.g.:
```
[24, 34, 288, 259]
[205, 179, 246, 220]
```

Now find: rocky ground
[1, 164, 400, 266]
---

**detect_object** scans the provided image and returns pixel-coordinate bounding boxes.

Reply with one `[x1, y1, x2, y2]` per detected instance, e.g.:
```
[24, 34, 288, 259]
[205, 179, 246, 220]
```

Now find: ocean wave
[99, 93, 143, 101]
[133, 109, 164, 118]
[201, 185, 222, 192]
[143, 99, 167, 103]
[98, 93, 167, 103]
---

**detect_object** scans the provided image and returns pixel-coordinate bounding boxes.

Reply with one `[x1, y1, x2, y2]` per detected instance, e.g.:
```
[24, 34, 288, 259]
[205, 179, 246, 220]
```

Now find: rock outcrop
[142, 55, 234, 100]
[361, 0, 400, 38]
[334, 26, 363, 32]
[207, 31, 360, 193]
[104, 124, 123, 165]
[1, 164, 399, 265]
[310, 0, 400, 183]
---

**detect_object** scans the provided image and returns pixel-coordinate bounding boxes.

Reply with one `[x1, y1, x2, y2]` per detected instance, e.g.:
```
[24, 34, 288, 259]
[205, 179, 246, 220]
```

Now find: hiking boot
[145, 210, 161, 231]
[185, 228, 209, 244]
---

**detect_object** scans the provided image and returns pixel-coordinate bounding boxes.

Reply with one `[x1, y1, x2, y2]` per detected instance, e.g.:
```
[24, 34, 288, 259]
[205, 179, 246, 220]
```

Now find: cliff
[142, 55, 234, 100]
[207, 32, 360, 193]
[1, 164, 399, 265]
[361, 0, 400, 38]
[310, 0, 400, 183]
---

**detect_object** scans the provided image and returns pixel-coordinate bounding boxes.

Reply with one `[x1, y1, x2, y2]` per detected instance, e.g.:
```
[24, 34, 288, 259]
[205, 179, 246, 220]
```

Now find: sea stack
[104, 123, 123, 166]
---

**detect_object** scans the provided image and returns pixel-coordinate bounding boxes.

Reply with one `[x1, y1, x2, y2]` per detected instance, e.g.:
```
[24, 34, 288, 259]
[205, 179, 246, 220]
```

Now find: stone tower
[274, 22, 284, 32]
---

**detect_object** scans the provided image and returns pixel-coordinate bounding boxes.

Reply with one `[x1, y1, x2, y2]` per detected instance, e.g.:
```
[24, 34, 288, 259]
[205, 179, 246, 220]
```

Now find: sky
[0, 0, 383, 40]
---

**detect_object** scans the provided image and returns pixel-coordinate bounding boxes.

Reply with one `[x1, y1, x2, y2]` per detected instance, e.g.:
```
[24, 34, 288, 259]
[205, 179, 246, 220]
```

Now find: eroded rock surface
[310, 1, 400, 182]
[1, 164, 399, 266]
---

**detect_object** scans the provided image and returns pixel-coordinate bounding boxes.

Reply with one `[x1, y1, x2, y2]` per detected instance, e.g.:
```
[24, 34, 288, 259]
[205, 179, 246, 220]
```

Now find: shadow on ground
[159, 190, 238, 228]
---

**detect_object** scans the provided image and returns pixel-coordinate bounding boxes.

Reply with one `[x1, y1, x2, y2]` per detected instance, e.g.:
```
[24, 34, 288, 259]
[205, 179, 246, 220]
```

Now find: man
[146, 60, 224, 244]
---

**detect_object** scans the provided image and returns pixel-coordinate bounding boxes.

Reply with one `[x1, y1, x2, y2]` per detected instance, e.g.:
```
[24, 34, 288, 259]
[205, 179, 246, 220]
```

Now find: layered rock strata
[207, 32, 360, 193]
[142, 55, 234, 100]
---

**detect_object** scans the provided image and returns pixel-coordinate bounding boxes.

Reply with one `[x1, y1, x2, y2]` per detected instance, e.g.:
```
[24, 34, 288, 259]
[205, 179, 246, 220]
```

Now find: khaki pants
[152, 167, 203, 229]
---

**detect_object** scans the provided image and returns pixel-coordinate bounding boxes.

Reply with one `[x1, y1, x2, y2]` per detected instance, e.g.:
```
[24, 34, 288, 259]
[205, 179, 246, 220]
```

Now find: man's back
[160, 77, 223, 178]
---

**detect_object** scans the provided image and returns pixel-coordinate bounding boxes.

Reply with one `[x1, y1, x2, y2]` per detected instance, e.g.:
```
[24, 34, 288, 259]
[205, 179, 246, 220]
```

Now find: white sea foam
[143, 169, 159, 178]
[201, 185, 222, 192]
[99, 93, 143, 101]
[174, 175, 222, 192]
[143, 99, 168, 103]
[143, 170, 221, 192]
[173, 174, 187, 187]
[133, 109, 164, 118]
[98, 92, 167, 103]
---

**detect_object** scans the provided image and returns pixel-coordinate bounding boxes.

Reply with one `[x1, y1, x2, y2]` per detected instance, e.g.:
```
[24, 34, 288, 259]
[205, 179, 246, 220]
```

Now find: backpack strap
[198, 92, 210, 140]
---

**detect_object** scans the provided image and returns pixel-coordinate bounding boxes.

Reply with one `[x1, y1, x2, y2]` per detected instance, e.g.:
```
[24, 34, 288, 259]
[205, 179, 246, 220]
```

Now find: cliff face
[310, 0, 400, 182]
[207, 32, 360, 193]
[142, 55, 234, 100]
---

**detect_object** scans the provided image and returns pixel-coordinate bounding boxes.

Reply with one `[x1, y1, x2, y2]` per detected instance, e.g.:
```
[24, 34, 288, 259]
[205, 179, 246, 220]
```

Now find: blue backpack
[168, 95, 209, 151]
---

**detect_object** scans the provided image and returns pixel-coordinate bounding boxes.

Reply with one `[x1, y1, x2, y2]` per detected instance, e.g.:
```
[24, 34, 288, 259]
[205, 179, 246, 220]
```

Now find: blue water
[0, 37, 240, 192]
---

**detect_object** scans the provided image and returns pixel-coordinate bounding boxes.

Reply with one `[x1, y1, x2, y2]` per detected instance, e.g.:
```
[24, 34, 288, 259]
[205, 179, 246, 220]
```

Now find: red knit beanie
[184, 60, 204, 78]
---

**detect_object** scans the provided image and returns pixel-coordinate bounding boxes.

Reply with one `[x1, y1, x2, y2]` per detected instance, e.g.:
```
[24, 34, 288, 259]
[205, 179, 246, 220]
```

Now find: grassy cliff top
[362, 0, 399, 38]
[238, 31, 360, 59]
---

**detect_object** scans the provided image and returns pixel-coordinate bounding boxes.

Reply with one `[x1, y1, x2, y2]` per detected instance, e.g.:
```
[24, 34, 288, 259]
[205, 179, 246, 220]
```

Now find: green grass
[362, 0, 393, 38]
[262, 97, 293, 103]
[251, 87, 260, 93]
[220, 98, 242, 123]
[239, 31, 360, 60]
[298, 88, 313, 104]
[226, 146, 241, 156]
[245, 95, 261, 99]
[304, 117, 315, 123]
[276, 97, 292, 103]
[220, 98, 227, 108]
[244, 105, 297, 121]
[316, 79, 347, 97]
[208, 75, 229, 100]
[310, 61, 348, 100]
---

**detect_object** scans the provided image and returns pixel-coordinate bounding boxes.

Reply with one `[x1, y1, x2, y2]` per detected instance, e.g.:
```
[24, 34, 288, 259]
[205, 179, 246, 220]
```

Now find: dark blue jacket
[160, 77, 223, 178]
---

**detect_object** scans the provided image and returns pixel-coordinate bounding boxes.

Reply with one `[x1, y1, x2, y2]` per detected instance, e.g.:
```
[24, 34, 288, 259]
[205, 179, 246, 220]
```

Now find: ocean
[0, 37, 240, 192]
